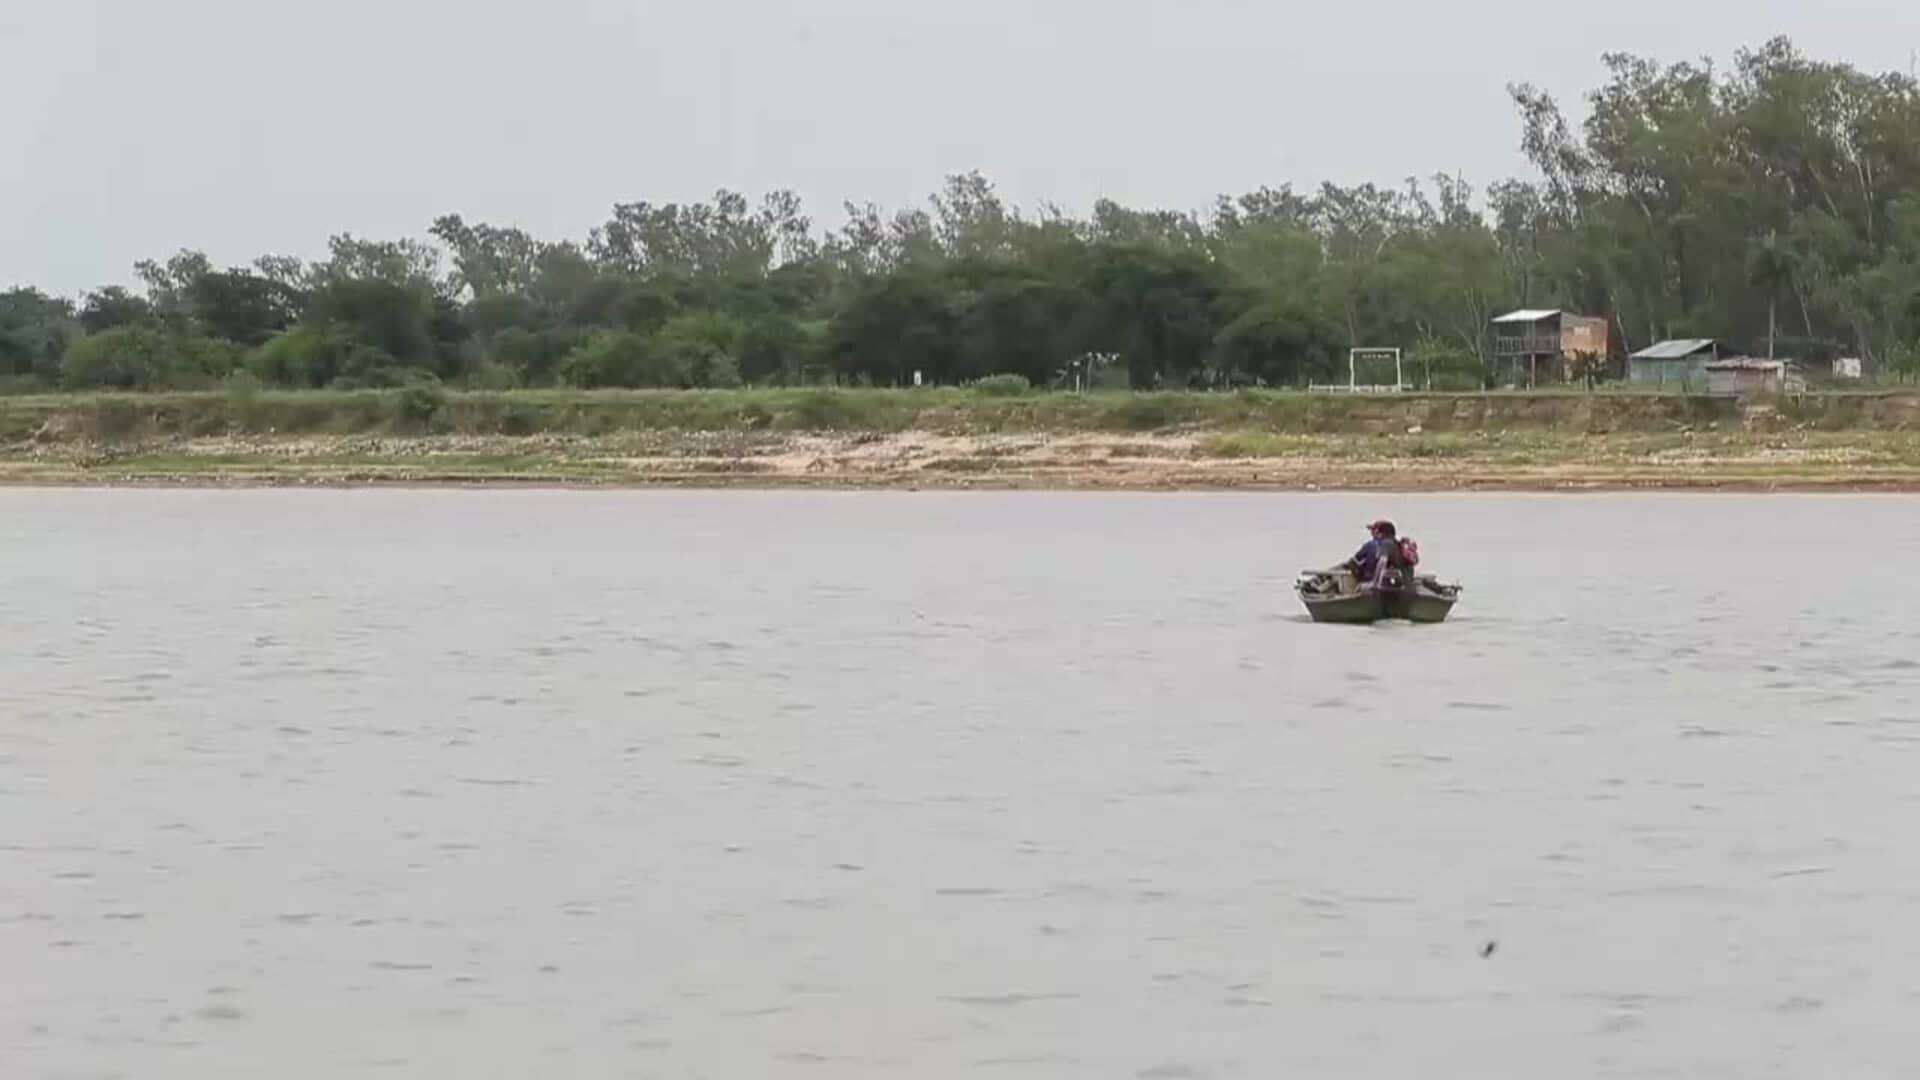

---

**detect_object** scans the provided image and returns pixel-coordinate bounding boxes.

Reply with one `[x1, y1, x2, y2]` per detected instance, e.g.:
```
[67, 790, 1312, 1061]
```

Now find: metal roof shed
[1628, 339, 1718, 387]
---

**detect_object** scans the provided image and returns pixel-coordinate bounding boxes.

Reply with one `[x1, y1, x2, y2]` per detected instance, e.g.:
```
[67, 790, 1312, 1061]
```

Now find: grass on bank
[17, 429, 1920, 488]
[1196, 427, 1920, 466]
[5, 384, 1874, 445]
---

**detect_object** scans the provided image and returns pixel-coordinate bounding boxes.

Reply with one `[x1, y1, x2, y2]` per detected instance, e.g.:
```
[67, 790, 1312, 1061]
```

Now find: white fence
[1307, 382, 1411, 394]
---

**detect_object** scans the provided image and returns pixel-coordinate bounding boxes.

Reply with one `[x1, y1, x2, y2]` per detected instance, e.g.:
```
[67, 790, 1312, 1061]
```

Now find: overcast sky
[5, 0, 1917, 296]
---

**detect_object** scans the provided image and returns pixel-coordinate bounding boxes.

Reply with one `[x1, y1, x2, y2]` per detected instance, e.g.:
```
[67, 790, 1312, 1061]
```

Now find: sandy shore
[6, 430, 1920, 491]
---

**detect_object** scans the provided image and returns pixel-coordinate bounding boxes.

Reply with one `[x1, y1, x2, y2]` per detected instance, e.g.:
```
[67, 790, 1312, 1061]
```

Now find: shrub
[224, 369, 264, 398]
[971, 373, 1032, 397]
[250, 327, 351, 388]
[497, 404, 543, 436]
[1199, 430, 1292, 458]
[62, 328, 242, 390]
[689, 350, 743, 389]
[467, 362, 521, 391]
[222, 371, 266, 432]
[489, 327, 577, 387]
[654, 313, 745, 389]
[560, 332, 683, 388]
[738, 315, 820, 385]
[783, 389, 861, 430]
[394, 384, 446, 429]
[352, 358, 442, 390]
[1109, 394, 1181, 432]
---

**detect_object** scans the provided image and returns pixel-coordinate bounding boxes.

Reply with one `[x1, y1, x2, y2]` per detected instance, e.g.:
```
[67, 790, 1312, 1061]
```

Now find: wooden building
[1705, 358, 1805, 397]
[1490, 310, 1610, 387]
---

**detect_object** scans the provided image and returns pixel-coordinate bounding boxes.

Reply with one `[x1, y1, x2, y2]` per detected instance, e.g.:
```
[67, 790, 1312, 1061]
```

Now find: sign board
[1347, 347, 1405, 391]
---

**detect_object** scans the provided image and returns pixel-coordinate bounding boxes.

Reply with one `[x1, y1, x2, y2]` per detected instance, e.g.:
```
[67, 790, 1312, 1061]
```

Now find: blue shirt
[1352, 537, 1396, 581]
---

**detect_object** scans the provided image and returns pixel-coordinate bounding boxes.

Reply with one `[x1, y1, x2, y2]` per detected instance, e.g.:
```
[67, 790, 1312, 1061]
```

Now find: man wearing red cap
[1344, 519, 1408, 588]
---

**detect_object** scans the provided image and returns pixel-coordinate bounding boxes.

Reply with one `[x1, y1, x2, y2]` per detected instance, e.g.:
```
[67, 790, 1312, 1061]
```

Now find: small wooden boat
[1295, 567, 1462, 624]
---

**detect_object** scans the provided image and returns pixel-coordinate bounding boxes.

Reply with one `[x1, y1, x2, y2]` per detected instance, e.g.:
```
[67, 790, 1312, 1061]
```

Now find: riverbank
[7, 388, 1920, 490]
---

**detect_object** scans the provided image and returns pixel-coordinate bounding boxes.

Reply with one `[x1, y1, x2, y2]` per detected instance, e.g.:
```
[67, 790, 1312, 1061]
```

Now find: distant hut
[1705, 358, 1805, 397]
[1629, 339, 1718, 389]
[1490, 309, 1610, 387]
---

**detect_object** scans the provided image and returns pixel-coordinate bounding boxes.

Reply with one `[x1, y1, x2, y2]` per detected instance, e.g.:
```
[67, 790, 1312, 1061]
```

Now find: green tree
[945, 261, 1088, 386]
[1079, 244, 1226, 388]
[0, 288, 77, 383]
[588, 189, 812, 279]
[738, 314, 820, 385]
[487, 327, 579, 387]
[430, 215, 544, 299]
[653, 312, 745, 388]
[828, 271, 957, 386]
[560, 331, 678, 388]
[932, 172, 1019, 261]
[306, 278, 437, 369]
[1208, 213, 1340, 386]
[187, 270, 300, 346]
[134, 250, 215, 328]
[250, 326, 354, 388]
[77, 287, 155, 335]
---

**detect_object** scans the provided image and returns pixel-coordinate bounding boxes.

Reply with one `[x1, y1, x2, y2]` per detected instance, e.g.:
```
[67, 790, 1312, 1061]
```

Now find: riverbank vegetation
[12, 385, 1914, 447]
[7, 385, 1920, 489]
[9, 401, 1920, 491]
[6, 38, 1920, 397]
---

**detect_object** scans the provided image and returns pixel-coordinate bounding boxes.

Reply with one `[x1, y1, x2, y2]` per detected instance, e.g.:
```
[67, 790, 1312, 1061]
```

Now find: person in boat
[1343, 519, 1411, 589]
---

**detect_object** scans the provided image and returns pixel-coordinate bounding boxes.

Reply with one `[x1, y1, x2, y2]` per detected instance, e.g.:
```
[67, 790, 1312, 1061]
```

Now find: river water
[5, 489, 1919, 1078]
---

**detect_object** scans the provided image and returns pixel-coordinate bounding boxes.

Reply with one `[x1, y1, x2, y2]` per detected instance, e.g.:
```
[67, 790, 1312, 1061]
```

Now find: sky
[4, 0, 1918, 296]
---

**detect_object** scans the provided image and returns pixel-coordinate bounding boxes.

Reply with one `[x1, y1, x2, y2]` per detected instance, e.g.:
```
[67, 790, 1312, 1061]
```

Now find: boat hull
[1389, 589, 1458, 624]
[1297, 570, 1460, 624]
[1303, 592, 1389, 624]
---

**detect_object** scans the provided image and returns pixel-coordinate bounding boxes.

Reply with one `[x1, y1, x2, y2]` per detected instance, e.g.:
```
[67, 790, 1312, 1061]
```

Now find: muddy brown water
[4, 489, 1918, 1078]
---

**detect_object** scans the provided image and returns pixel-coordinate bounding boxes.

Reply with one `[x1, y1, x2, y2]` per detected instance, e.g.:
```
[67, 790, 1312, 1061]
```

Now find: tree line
[4, 37, 1918, 394]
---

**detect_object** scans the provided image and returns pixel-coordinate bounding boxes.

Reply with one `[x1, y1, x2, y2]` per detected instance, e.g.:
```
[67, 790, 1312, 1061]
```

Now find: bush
[306, 278, 436, 366]
[394, 384, 446, 429]
[251, 327, 350, 388]
[655, 313, 745, 389]
[558, 331, 716, 388]
[186, 338, 246, 385]
[497, 404, 543, 436]
[688, 350, 743, 389]
[63, 328, 242, 390]
[467, 361, 521, 391]
[560, 332, 659, 388]
[1408, 339, 1487, 392]
[739, 315, 820, 385]
[489, 327, 577, 387]
[970, 373, 1033, 397]
[224, 369, 264, 398]
[1198, 430, 1293, 458]
[223, 371, 266, 431]
[1, 287, 76, 383]
[335, 355, 441, 390]
[783, 389, 861, 430]
[1109, 394, 1181, 431]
